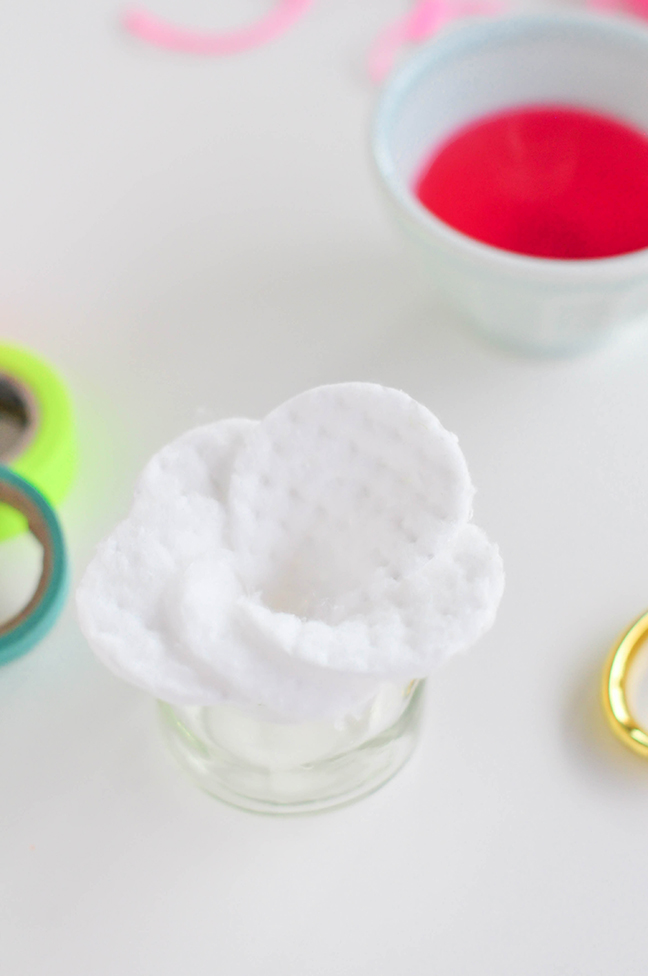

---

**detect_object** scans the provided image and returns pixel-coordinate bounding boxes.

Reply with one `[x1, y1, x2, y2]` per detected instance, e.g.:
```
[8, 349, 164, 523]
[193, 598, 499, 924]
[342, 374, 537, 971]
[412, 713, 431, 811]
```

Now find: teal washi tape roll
[0, 466, 68, 666]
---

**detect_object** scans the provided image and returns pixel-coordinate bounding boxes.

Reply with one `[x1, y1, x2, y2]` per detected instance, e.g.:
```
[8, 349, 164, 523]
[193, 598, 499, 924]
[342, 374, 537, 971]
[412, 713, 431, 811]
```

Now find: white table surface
[2, 3, 648, 974]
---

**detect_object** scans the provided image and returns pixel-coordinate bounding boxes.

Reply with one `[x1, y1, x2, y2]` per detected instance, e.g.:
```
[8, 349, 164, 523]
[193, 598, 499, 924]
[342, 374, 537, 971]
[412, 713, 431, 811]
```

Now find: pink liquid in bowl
[414, 105, 648, 260]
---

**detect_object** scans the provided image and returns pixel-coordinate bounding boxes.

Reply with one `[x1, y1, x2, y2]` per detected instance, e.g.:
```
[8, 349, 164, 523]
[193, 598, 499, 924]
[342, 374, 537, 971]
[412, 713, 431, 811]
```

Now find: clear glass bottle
[158, 679, 425, 814]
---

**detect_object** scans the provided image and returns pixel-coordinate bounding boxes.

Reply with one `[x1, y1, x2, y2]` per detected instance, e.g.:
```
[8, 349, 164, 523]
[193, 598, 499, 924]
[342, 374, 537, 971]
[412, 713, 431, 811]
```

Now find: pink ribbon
[121, 0, 648, 76]
[122, 0, 315, 56]
[121, 0, 504, 77]
[368, 0, 505, 83]
[588, 0, 648, 15]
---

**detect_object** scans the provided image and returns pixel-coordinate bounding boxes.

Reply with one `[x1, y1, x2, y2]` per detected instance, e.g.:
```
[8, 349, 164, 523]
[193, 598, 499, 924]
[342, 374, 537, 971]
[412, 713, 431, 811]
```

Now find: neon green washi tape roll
[0, 342, 76, 540]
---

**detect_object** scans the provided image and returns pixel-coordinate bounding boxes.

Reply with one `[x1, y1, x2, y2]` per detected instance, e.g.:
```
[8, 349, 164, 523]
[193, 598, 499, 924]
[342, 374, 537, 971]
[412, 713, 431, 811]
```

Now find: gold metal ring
[602, 609, 648, 757]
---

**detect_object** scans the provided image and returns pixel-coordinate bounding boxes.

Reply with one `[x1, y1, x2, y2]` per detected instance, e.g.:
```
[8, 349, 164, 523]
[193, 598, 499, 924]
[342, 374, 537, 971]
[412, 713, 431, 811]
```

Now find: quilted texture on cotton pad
[240, 523, 503, 677]
[229, 383, 474, 622]
[77, 384, 504, 721]
[76, 416, 382, 719]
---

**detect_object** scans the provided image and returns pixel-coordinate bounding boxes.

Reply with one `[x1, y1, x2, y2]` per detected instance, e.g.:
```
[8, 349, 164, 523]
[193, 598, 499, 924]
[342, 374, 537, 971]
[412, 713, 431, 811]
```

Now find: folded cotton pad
[77, 383, 504, 721]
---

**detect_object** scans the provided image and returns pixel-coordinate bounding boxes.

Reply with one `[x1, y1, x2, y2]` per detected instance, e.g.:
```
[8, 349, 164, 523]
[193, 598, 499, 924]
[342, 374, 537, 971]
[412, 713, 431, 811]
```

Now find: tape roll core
[0, 344, 75, 541]
[0, 467, 68, 666]
[0, 372, 38, 461]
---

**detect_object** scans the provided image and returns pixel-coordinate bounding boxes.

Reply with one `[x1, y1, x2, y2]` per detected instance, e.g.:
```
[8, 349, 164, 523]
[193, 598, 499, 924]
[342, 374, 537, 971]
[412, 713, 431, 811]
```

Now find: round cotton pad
[229, 383, 473, 621]
[77, 383, 503, 722]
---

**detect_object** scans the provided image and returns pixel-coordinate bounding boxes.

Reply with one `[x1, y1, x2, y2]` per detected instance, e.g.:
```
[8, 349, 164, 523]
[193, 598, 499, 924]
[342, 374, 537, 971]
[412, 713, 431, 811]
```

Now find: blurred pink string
[588, 0, 648, 14]
[122, 0, 315, 55]
[120, 0, 648, 70]
[121, 0, 506, 75]
[368, 0, 505, 83]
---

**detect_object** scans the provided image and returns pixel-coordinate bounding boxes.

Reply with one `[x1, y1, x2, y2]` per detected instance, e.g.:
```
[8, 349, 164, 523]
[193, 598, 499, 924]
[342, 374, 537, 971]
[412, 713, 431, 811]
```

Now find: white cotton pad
[77, 383, 504, 722]
[239, 523, 504, 678]
[76, 419, 255, 704]
[229, 383, 474, 621]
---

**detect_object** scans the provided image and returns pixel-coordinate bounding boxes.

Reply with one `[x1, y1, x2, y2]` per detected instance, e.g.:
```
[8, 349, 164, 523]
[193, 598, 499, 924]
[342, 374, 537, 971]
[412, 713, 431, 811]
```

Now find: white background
[1, 2, 648, 973]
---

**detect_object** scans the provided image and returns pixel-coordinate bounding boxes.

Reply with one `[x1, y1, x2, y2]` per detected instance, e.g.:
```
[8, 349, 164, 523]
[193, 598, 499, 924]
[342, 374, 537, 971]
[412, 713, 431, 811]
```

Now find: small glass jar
[158, 679, 425, 814]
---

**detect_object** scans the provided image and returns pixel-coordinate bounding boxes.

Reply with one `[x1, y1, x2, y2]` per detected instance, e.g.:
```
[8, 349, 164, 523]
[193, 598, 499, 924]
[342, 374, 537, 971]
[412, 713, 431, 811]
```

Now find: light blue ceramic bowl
[372, 12, 648, 355]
